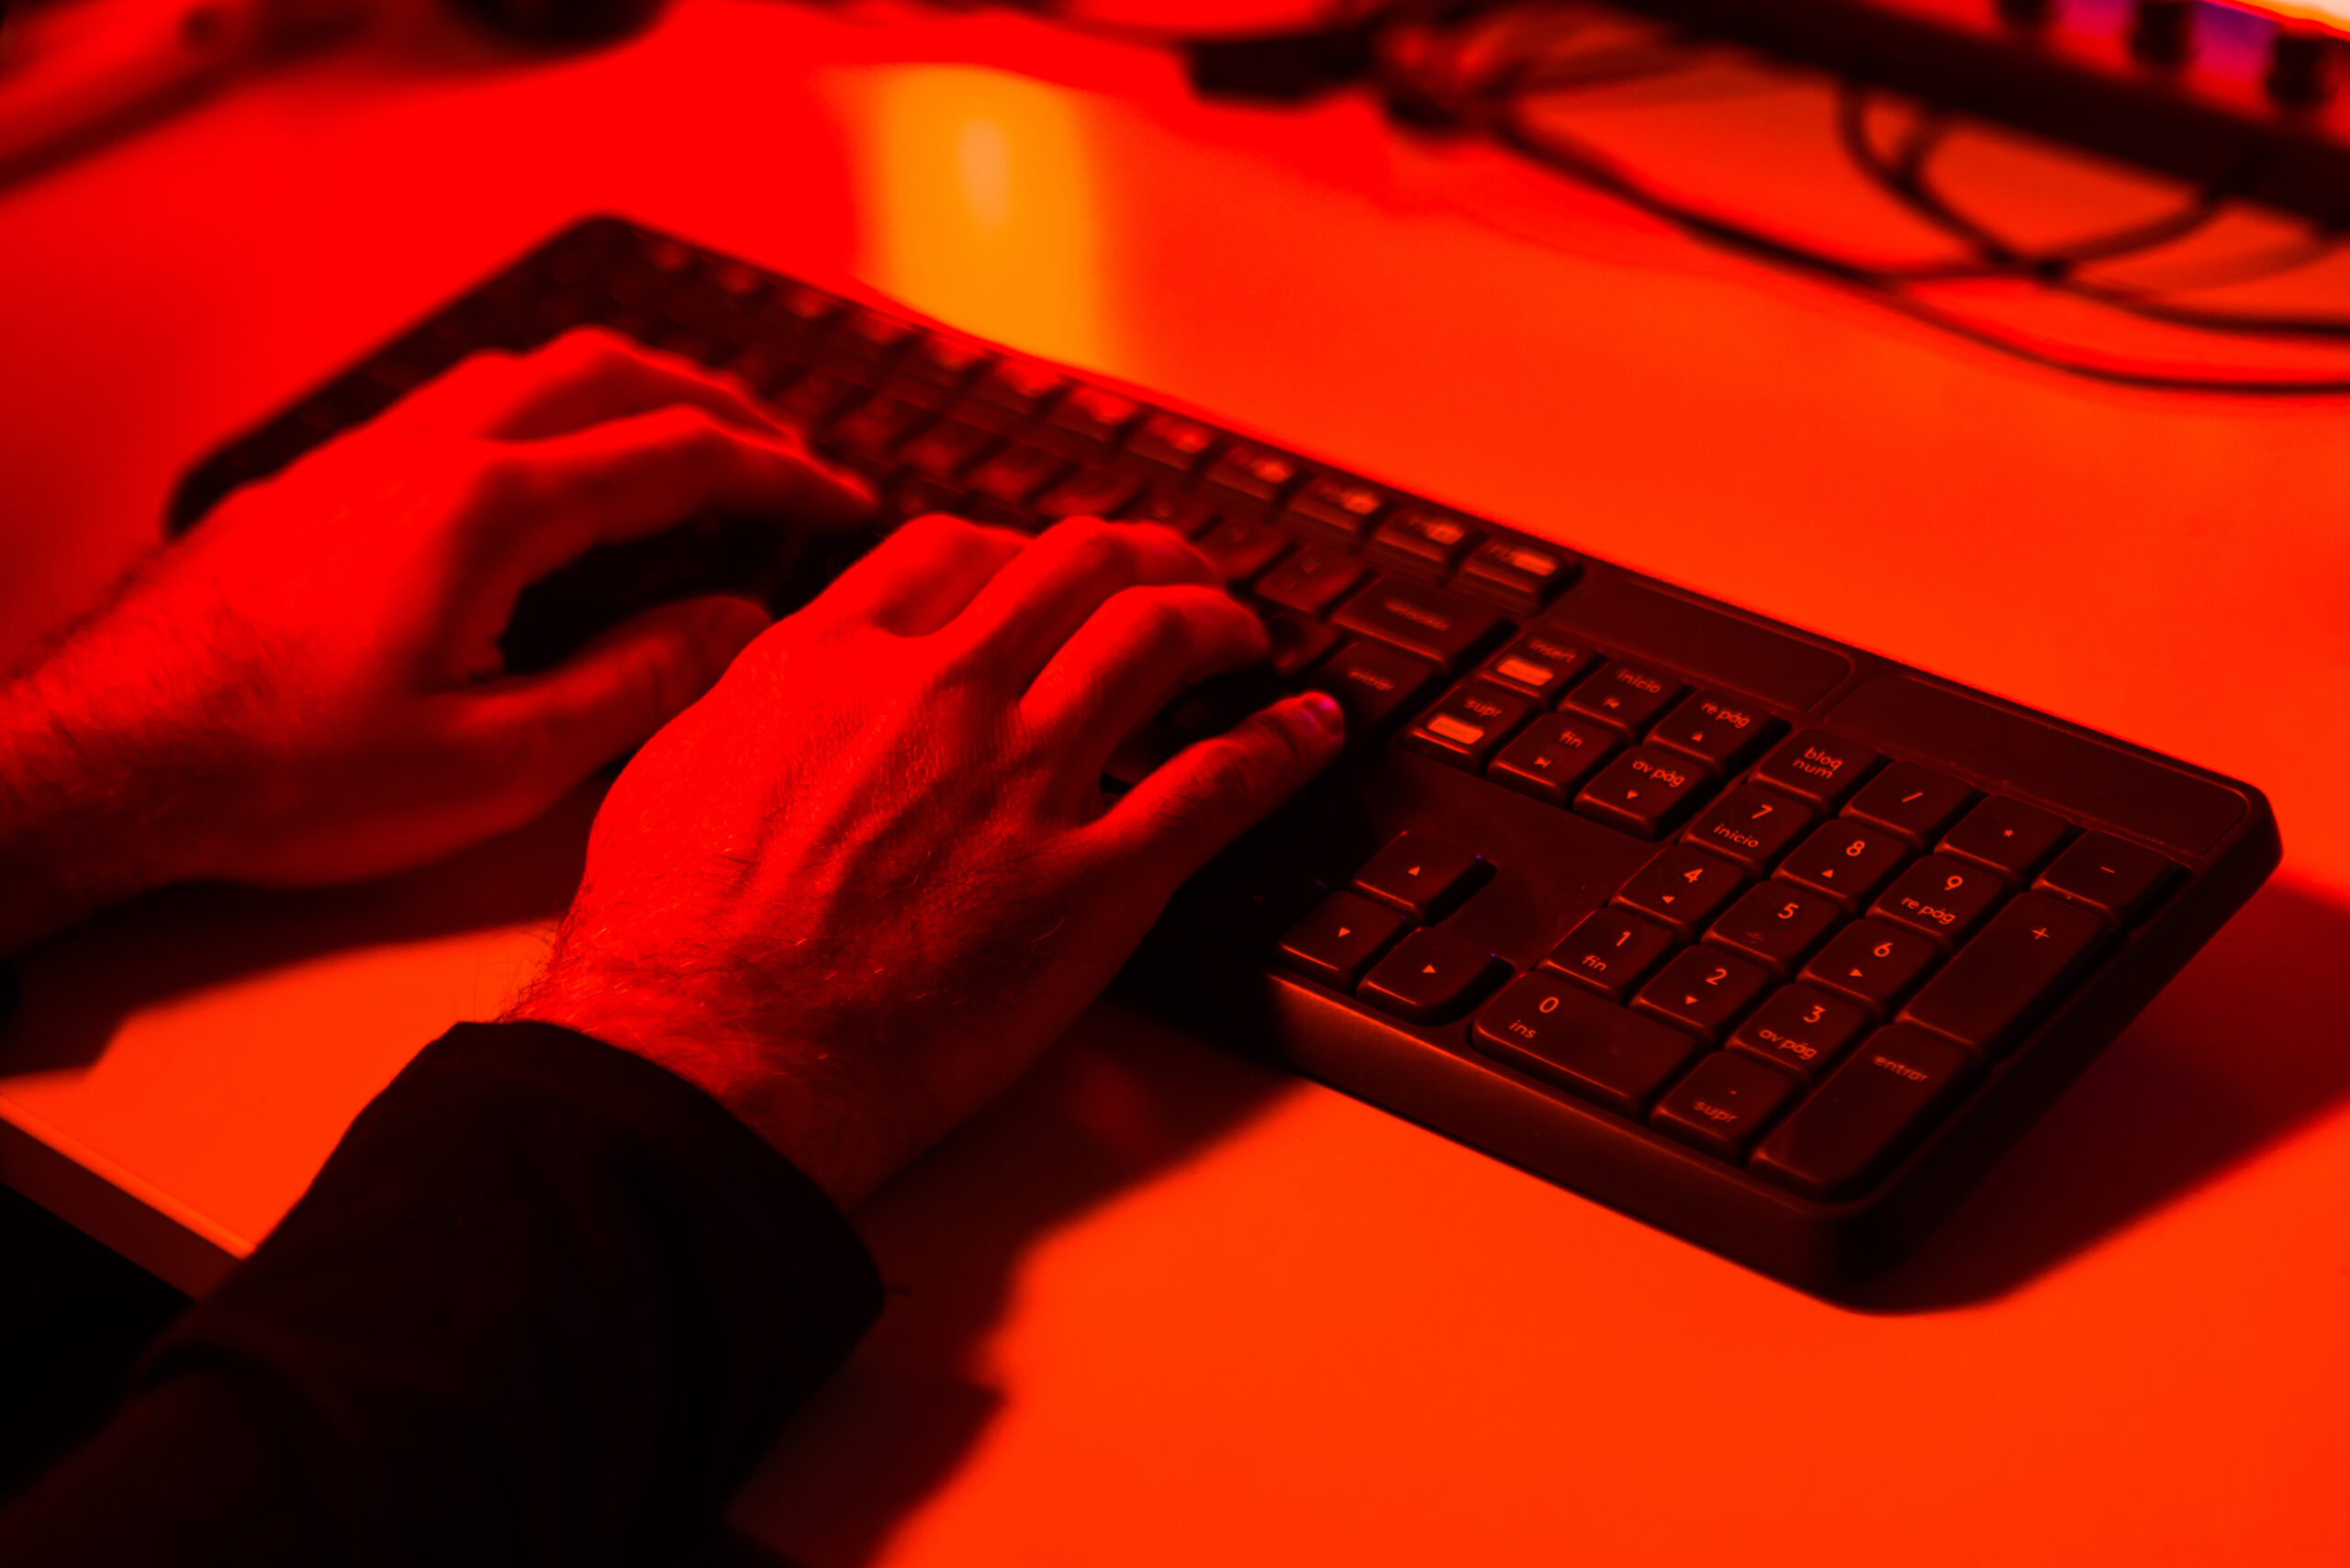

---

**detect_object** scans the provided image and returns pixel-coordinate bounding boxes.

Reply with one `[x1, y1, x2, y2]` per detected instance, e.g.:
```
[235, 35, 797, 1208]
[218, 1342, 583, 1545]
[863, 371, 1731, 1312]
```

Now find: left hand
[0, 330, 871, 949]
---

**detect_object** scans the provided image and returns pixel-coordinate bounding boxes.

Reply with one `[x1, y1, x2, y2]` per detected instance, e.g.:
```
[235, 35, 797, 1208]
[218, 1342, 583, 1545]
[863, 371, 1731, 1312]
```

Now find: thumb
[1095, 690, 1347, 890]
[470, 593, 772, 779]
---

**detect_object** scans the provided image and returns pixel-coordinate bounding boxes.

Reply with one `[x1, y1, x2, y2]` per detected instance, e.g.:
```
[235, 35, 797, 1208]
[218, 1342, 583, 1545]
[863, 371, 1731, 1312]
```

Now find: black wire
[1837, 82, 2350, 346]
[1486, 89, 2350, 393]
[950, 0, 2350, 394]
[1403, 6, 2350, 395]
[1833, 84, 2231, 275]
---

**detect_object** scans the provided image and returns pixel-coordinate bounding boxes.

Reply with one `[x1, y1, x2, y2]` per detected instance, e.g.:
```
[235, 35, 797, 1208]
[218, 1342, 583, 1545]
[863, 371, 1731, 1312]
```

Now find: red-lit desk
[2, 4, 2345, 1562]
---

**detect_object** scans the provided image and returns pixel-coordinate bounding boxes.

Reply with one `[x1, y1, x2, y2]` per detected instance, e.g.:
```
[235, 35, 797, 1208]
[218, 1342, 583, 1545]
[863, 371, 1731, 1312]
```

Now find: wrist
[506, 958, 886, 1210]
[0, 666, 189, 953]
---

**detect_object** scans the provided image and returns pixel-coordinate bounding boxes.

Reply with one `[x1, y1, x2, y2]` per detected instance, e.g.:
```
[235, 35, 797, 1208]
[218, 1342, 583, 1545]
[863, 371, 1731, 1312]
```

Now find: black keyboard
[169, 218, 2281, 1295]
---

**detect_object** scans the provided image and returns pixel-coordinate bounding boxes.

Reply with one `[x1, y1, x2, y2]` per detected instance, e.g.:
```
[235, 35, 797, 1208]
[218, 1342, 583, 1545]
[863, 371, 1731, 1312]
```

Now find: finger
[470, 403, 874, 606]
[457, 594, 771, 788]
[1022, 585, 1270, 769]
[941, 518, 1220, 689]
[383, 328, 789, 443]
[1093, 690, 1344, 887]
[808, 513, 1028, 636]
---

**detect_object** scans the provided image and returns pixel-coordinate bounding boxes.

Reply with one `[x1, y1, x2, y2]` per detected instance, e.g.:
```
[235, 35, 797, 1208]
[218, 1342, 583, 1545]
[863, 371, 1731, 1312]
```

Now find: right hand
[510, 515, 1345, 1206]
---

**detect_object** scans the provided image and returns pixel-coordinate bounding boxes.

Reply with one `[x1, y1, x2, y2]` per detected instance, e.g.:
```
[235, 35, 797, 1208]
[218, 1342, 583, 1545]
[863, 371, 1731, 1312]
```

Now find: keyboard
[169, 218, 2281, 1295]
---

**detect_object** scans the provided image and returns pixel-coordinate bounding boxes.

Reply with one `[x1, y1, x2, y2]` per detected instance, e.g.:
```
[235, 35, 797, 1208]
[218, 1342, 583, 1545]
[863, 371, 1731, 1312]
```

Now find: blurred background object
[0, 0, 371, 184]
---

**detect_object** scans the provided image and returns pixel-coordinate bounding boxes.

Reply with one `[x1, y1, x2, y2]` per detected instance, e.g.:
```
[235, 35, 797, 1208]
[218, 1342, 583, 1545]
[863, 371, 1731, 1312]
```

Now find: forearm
[0, 1022, 883, 1567]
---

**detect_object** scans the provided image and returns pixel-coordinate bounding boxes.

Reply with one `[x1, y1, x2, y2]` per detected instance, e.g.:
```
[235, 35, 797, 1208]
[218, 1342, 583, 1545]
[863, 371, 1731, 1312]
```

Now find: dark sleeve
[0, 1021, 884, 1567]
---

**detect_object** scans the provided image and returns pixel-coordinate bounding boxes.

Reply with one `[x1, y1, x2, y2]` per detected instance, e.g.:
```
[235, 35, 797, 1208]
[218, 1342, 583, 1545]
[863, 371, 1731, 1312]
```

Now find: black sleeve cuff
[130, 1021, 883, 1567]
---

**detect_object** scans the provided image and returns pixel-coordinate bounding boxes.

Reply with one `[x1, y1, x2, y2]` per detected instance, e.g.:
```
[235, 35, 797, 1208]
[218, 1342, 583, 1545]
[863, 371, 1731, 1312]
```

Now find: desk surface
[2, 4, 2345, 1562]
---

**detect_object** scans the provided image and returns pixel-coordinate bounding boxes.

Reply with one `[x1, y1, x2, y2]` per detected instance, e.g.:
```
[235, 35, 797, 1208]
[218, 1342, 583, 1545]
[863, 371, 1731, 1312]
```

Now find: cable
[1372, 3, 2350, 394]
[887, 1, 2350, 393]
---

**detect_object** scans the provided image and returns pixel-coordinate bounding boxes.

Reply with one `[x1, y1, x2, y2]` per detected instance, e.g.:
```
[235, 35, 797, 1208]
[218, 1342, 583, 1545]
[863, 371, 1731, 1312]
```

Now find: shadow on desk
[728, 998, 1297, 1568]
[0, 780, 601, 1077]
[1858, 873, 2350, 1313]
[729, 877, 2350, 1564]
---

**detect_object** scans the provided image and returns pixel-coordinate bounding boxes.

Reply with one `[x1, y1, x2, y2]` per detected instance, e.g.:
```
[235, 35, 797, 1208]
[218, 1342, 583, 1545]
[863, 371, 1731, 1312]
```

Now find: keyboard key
[1705, 883, 1841, 974]
[1366, 507, 1481, 577]
[1939, 797, 2073, 883]
[1869, 855, 2006, 947]
[1304, 639, 1443, 741]
[1648, 691, 1775, 776]
[1360, 928, 1508, 1023]
[965, 444, 1069, 506]
[1488, 715, 1616, 806]
[1403, 682, 1537, 769]
[1121, 487, 1217, 538]
[1192, 516, 1292, 583]
[1453, 536, 1580, 615]
[827, 392, 934, 460]
[1846, 762, 1976, 845]
[961, 498, 1041, 532]
[1472, 974, 1704, 1116]
[967, 357, 1064, 420]
[1282, 473, 1391, 545]
[1328, 578, 1502, 670]
[1573, 746, 1710, 839]
[1124, 411, 1219, 477]
[1615, 846, 1747, 939]
[898, 330, 993, 390]
[1729, 984, 1871, 1081]
[1256, 548, 1368, 617]
[1562, 660, 1685, 736]
[1263, 613, 1338, 680]
[1632, 948, 1773, 1041]
[1799, 920, 1941, 1014]
[1034, 465, 1144, 521]
[1682, 785, 1813, 873]
[1042, 386, 1141, 452]
[1774, 820, 1909, 909]
[899, 418, 998, 480]
[1278, 892, 1406, 990]
[1652, 1051, 1800, 1159]
[884, 475, 967, 526]
[831, 307, 920, 369]
[1351, 830, 1490, 921]
[1899, 893, 2108, 1056]
[1482, 628, 1594, 701]
[1751, 1026, 1975, 1198]
[1752, 730, 1880, 808]
[2033, 833, 2180, 925]
[761, 277, 839, 334]
[1543, 908, 1677, 1000]
[1201, 443, 1305, 512]
[777, 366, 865, 426]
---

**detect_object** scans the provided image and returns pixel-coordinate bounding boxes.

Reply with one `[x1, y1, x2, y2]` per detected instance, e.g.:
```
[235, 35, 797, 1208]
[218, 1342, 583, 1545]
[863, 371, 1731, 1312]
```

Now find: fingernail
[1292, 691, 1345, 742]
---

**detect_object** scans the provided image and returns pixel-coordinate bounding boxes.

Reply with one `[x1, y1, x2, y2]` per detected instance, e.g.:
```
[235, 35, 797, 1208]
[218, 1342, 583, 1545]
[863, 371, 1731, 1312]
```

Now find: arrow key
[1352, 830, 1491, 921]
[1360, 927, 1509, 1023]
[1614, 845, 1747, 939]
[1631, 947, 1774, 1042]
[1799, 919, 1942, 1014]
[1574, 745, 1713, 839]
[1278, 892, 1407, 990]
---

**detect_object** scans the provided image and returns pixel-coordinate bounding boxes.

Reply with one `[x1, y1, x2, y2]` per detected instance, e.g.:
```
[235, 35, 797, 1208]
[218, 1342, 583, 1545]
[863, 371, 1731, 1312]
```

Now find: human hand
[0, 330, 869, 950]
[510, 515, 1345, 1206]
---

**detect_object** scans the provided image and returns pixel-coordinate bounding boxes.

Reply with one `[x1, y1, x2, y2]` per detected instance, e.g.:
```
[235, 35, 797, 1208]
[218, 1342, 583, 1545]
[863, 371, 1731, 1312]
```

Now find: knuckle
[1110, 589, 1198, 655]
[1046, 516, 1130, 575]
[468, 446, 548, 511]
